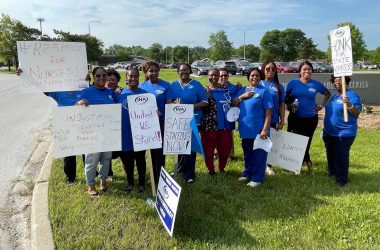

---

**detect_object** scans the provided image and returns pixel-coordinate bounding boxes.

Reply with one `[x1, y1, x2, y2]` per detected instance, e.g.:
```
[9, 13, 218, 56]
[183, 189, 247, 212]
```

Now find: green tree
[54, 29, 104, 63]
[259, 29, 282, 61]
[371, 47, 380, 63]
[172, 45, 188, 63]
[129, 45, 146, 57]
[104, 44, 131, 61]
[326, 22, 366, 63]
[192, 46, 208, 61]
[146, 43, 163, 62]
[297, 38, 317, 60]
[0, 14, 40, 70]
[281, 29, 306, 61]
[236, 44, 260, 62]
[208, 30, 233, 61]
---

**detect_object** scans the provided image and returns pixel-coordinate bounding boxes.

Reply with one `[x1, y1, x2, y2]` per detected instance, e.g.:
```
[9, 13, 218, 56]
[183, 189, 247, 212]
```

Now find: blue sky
[1, 0, 379, 51]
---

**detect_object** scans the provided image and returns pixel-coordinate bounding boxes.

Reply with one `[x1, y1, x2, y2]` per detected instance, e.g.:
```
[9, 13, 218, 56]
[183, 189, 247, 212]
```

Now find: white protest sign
[52, 104, 121, 158]
[267, 128, 309, 174]
[127, 93, 161, 151]
[163, 104, 194, 155]
[17, 41, 88, 92]
[156, 168, 182, 237]
[330, 26, 353, 77]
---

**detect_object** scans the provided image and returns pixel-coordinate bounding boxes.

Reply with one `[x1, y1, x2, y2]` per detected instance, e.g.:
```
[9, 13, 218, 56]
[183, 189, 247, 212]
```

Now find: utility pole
[88, 20, 101, 35]
[37, 17, 44, 37]
[234, 28, 253, 61]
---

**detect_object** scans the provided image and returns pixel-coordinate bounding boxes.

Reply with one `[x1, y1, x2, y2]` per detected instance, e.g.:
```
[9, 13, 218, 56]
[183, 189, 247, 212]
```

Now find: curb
[31, 145, 55, 250]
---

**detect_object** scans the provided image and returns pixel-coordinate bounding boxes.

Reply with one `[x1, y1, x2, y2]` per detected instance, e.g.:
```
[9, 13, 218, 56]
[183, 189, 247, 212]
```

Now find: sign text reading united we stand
[52, 104, 122, 158]
[127, 93, 162, 151]
[330, 25, 353, 77]
[16, 41, 89, 92]
[164, 104, 194, 155]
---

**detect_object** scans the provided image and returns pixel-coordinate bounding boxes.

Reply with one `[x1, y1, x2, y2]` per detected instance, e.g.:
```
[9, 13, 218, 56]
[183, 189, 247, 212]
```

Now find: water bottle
[292, 99, 298, 113]
[146, 198, 156, 208]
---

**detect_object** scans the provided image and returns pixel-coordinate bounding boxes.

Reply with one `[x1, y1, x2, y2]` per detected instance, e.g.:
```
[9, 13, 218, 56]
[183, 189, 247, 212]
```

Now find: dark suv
[191, 61, 212, 76]
[213, 60, 237, 75]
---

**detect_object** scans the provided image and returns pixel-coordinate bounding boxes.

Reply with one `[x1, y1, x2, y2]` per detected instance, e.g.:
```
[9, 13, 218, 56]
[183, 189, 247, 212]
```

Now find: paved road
[0, 73, 55, 248]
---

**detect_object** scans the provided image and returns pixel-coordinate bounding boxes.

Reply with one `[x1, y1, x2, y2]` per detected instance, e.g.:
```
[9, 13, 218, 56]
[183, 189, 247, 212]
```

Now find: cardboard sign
[156, 168, 182, 237]
[127, 93, 161, 151]
[330, 26, 353, 77]
[52, 104, 121, 158]
[267, 128, 309, 174]
[16, 41, 88, 92]
[163, 104, 194, 155]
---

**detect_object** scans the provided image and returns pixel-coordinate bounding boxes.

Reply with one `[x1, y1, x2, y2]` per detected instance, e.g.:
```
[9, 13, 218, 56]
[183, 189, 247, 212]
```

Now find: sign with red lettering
[127, 93, 162, 151]
[330, 26, 353, 77]
[163, 104, 194, 155]
[52, 104, 121, 158]
[16, 41, 88, 92]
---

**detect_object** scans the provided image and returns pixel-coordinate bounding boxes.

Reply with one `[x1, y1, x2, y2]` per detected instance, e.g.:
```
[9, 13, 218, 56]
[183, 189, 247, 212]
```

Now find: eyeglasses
[178, 69, 190, 73]
[220, 74, 229, 77]
[95, 73, 107, 78]
[250, 74, 260, 77]
[265, 67, 276, 72]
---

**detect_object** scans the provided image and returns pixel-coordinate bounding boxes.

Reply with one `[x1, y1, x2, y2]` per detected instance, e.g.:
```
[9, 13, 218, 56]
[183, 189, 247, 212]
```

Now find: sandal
[126, 185, 133, 193]
[88, 190, 99, 198]
[100, 186, 108, 193]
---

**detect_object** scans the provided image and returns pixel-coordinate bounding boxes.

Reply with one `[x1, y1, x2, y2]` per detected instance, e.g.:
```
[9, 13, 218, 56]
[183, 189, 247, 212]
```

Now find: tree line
[1, 13, 378, 70]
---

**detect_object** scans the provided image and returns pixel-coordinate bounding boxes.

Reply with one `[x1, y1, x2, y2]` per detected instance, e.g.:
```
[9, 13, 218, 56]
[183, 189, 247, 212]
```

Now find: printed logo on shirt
[336, 99, 343, 104]
[271, 86, 278, 92]
[308, 88, 317, 93]
[155, 89, 164, 94]
[253, 93, 260, 98]
[109, 95, 113, 100]
[122, 99, 129, 110]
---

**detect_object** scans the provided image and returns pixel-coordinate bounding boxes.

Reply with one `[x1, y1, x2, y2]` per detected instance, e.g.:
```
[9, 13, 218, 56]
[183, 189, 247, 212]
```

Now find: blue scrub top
[260, 80, 285, 124]
[115, 87, 148, 151]
[237, 85, 273, 138]
[167, 79, 208, 125]
[48, 91, 82, 107]
[140, 79, 171, 122]
[323, 89, 362, 137]
[208, 88, 235, 130]
[79, 86, 115, 105]
[285, 78, 328, 117]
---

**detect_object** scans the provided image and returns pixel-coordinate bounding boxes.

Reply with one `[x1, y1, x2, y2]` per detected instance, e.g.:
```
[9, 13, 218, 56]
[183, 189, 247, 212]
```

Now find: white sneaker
[238, 176, 248, 181]
[247, 181, 261, 187]
[266, 167, 275, 176]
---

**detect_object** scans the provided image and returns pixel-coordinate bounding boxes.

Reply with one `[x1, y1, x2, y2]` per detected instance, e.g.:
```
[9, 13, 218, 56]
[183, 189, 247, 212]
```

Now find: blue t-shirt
[48, 91, 81, 107]
[226, 82, 241, 99]
[260, 80, 285, 124]
[208, 88, 235, 130]
[285, 78, 328, 117]
[237, 85, 273, 138]
[167, 79, 208, 125]
[115, 88, 148, 151]
[140, 79, 171, 122]
[323, 90, 362, 137]
[79, 86, 115, 105]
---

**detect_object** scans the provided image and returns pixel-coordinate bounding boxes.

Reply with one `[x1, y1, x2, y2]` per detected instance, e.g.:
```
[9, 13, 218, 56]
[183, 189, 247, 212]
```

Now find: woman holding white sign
[232, 68, 273, 188]
[115, 68, 148, 193]
[140, 61, 171, 186]
[285, 61, 331, 171]
[77, 66, 116, 197]
[323, 75, 361, 186]
[167, 63, 208, 184]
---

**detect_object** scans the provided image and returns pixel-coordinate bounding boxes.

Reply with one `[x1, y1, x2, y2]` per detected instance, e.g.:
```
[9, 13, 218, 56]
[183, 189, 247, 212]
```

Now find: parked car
[288, 62, 300, 73]
[367, 64, 379, 69]
[106, 63, 116, 69]
[233, 60, 254, 75]
[113, 62, 129, 69]
[166, 63, 179, 69]
[311, 62, 333, 73]
[248, 62, 262, 70]
[191, 61, 212, 76]
[275, 62, 291, 73]
[213, 60, 237, 75]
[127, 62, 142, 70]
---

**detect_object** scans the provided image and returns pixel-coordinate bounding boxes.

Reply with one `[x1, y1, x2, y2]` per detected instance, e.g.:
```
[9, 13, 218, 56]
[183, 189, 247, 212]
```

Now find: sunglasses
[265, 67, 276, 72]
[95, 73, 107, 78]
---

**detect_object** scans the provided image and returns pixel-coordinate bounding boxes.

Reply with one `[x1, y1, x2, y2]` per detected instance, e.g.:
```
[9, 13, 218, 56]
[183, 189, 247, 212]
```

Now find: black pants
[63, 155, 85, 182]
[287, 112, 318, 162]
[119, 150, 146, 186]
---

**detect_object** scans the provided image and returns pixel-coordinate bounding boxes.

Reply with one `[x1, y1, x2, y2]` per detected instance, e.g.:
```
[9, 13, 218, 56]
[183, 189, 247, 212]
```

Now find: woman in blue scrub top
[167, 63, 208, 184]
[232, 68, 273, 188]
[140, 61, 171, 186]
[285, 61, 331, 171]
[323, 75, 361, 186]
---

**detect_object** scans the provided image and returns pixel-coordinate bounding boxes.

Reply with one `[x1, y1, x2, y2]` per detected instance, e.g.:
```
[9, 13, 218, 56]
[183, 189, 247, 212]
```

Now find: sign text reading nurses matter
[16, 41, 88, 92]
[330, 26, 353, 77]
[127, 93, 162, 151]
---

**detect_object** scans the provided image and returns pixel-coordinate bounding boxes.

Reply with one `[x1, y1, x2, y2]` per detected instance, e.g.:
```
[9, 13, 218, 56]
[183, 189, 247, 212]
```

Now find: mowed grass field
[49, 69, 380, 249]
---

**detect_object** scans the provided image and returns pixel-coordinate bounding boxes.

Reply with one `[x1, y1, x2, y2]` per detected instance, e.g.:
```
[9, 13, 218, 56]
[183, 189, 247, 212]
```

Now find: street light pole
[37, 17, 44, 37]
[234, 28, 253, 61]
[88, 20, 101, 35]
[182, 41, 194, 63]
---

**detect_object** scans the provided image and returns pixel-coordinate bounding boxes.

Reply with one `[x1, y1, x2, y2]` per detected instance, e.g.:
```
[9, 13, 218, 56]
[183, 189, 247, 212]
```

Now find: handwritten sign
[267, 128, 309, 174]
[164, 104, 194, 155]
[52, 104, 121, 158]
[330, 26, 353, 77]
[127, 93, 161, 151]
[16, 41, 88, 92]
[156, 168, 182, 237]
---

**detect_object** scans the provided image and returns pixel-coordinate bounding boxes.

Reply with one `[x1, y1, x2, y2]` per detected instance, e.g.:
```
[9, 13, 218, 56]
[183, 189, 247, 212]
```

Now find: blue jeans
[85, 152, 112, 185]
[241, 138, 267, 183]
[323, 135, 355, 185]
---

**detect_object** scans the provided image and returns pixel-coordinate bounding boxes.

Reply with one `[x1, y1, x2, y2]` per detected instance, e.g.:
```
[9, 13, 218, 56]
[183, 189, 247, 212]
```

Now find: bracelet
[319, 104, 325, 109]
[238, 96, 243, 101]
[347, 104, 354, 110]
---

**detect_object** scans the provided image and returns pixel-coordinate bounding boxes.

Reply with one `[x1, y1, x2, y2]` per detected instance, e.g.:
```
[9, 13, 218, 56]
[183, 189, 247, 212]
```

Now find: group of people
[18, 59, 362, 197]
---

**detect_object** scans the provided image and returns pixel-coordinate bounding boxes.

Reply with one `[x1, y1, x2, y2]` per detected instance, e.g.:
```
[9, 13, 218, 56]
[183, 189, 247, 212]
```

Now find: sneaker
[266, 167, 275, 176]
[187, 179, 194, 185]
[106, 176, 113, 182]
[247, 181, 261, 187]
[238, 176, 248, 181]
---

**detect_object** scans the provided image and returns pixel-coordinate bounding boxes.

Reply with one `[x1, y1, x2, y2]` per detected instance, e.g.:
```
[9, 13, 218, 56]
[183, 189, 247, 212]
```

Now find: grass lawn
[49, 126, 380, 249]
